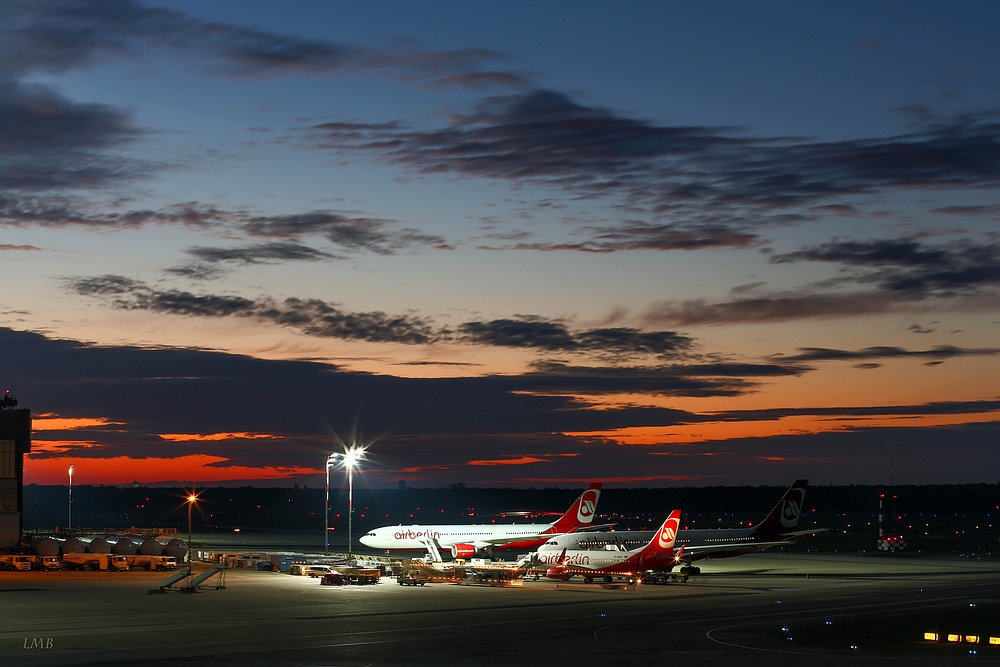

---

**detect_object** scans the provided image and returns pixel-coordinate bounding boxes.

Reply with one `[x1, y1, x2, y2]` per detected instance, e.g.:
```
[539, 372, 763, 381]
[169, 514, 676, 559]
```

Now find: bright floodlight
[187, 494, 197, 503]
[343, 444, 365, 469]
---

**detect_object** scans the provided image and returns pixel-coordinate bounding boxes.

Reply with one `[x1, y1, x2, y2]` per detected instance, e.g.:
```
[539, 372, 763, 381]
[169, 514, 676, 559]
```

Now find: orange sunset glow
[23, 454, 318, 486]
[564, 411, 1000, 446]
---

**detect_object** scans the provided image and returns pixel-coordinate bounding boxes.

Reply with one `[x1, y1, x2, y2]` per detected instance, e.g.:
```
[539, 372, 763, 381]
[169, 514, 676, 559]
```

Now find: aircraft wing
[476, 537, 531, 546]
[571, 523, 617, 532]
[678, 539, 804, 557]
[780, 528, 830, 539]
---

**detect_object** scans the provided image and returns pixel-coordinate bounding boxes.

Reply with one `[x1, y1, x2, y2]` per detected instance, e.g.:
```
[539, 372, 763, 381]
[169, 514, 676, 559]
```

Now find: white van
[303, 565, 335, 578]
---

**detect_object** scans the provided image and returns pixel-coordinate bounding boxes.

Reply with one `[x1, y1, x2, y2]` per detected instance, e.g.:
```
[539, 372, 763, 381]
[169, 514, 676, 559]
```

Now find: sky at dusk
[2, 1, 999, 488]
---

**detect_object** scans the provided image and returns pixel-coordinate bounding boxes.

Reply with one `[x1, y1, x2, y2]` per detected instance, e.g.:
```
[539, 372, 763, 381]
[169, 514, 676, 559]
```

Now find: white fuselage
[359, 523, 555, 551]
[539, 545, 637, 569]
[536, 527, 763, 562]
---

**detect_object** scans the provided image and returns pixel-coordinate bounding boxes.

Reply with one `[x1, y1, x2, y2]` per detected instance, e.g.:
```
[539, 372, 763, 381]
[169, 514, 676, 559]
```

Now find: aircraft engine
[450, 543, 477, 559]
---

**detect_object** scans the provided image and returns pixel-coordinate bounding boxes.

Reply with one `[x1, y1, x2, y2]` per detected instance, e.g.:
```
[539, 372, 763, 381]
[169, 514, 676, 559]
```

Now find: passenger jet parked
[359, 483, 602, 558]
[544, 510, 682, 583]
[535, 480, 823, 574]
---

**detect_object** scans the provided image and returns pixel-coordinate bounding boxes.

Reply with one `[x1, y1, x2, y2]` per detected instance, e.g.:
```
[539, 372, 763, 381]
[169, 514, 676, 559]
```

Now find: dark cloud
[304, 90, 1000, 213]
[9, 326, 997, 484]
[772, 238, 1000, 296]
[644, 291, 901, 326]
[0, 80, 148, 191]
[0, 198, 448, 256]
[0, 197, 223, 229]
[3, 1, 525, 87]
[0, 244, 41, 251]
[519, 360, 808, 397]
[3, 0, 355, 76]
[66, 275, 437, 344]
[479, 222, 759, 253]
[646, 237, 1000, 325]
[778, 345, 1000, 363]
[66, 276, 702, 360]
[771, 239, 949, 268]
[715, 399, 1000, 422]
[931, 204, 1000, 216]
[185, 242, 339, 265]
[240, 212, 447, 254]
[162, 262, 224, 282]
[457, 318, 692, 358]
[645, 288, 1000, 326]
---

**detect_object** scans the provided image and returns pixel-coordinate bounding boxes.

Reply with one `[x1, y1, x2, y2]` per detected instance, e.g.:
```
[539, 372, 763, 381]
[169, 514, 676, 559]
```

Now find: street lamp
[68, 465, 74, 531]
[324, 453, 337, 554]
[186, 493, 198, 571]
[342, 445, 364, 557]
[326, 444, 365, 557]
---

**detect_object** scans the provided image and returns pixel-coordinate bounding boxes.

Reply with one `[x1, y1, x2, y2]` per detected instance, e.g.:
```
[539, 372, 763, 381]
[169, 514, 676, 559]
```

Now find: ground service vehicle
[397, 569, 429, 586]
[320, 571, 344, 586]
[1, 555, 35, 571]
[41, 556, 61, 571]
[303, 565, 334, 578]
[62, 554, 131, 571]
[125, 555, 177, 571]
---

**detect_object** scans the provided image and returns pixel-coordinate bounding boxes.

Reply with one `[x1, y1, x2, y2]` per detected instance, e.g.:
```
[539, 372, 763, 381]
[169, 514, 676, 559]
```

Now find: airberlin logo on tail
[657, 517, 679, 549]
[780, 488, 806, 528]
[577, 489, 600, 523]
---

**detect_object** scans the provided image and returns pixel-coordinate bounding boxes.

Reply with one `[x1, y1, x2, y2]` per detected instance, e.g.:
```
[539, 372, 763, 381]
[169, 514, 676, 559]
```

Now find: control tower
[0, 400, 31, 549]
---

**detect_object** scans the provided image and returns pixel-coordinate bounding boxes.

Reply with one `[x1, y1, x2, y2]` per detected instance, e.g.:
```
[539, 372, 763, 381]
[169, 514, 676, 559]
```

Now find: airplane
[359, 482, 603, 558]
[534, 480, 824, 574]
[543, 509, 681, 584]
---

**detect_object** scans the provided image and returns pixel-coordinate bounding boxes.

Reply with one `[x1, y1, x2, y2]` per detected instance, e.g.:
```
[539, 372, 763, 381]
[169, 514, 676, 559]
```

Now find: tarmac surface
[1, 552, 999, 666]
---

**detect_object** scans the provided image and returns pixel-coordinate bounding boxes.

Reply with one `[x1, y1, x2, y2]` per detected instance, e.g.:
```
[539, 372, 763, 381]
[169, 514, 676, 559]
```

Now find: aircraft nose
[359, 535, 374, 547]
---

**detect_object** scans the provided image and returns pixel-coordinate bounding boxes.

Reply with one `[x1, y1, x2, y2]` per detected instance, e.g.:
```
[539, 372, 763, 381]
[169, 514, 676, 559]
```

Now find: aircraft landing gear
[583, 576, 594, 584]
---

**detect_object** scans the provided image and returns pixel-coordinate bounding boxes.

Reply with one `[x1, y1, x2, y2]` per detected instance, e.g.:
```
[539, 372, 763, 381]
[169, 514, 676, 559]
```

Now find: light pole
[342, 445, 364, 557]
[186, 493, 197, 571]
[324, 453, 336, 554]
[68, 465, 74, 531]
[326, 445, 365, 557]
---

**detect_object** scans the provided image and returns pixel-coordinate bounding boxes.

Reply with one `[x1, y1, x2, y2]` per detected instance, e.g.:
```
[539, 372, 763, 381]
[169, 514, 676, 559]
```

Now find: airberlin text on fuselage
[393, 529, 441, 541]
[536, 552, 591, 565]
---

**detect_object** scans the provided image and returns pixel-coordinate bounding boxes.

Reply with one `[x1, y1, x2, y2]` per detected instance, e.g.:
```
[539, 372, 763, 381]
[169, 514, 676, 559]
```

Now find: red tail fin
[753, 480, 808, 540]
[638, 509, 681, 558]
[542, 483, 602, 534]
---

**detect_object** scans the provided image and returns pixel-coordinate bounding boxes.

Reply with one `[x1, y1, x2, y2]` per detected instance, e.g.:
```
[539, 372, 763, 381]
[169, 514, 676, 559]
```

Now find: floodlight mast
[187, 493, 197, 571]
[325, 444, 365, 557]
[68, 465, 74, 531]
[324, 453, 337, 555]
[345, 446, 359, 557]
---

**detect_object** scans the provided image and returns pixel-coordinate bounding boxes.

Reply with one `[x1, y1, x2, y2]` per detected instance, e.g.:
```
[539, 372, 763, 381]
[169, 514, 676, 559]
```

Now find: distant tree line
[22, 483, 999, 533]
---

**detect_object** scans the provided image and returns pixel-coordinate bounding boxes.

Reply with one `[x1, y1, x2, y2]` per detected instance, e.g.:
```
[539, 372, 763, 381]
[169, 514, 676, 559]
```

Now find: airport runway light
[68, 465, 74, 531]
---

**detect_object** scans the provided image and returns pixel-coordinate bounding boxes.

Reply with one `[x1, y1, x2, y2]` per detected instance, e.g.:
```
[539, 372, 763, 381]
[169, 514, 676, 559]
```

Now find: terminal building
[0, 408, 31, 549]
